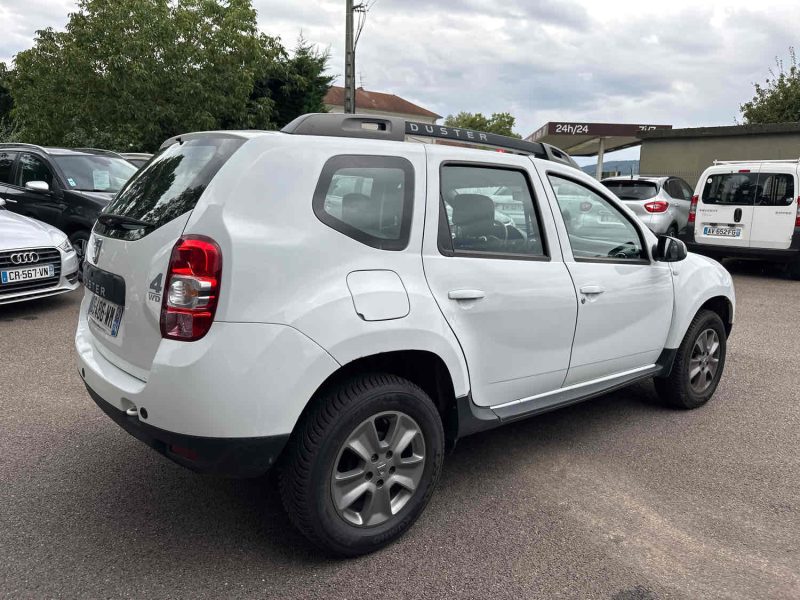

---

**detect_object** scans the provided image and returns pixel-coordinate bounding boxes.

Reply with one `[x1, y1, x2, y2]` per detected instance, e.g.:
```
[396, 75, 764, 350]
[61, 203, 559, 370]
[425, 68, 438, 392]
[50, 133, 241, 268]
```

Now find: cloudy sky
[1, 0, 798, 160]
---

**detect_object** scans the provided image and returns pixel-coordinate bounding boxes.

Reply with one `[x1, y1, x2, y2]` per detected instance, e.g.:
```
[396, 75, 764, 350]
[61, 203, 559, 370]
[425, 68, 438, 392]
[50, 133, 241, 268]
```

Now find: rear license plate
[703, 226, 741, 238]
[1, 264, 54, 284]
[88, 294, 124, 337]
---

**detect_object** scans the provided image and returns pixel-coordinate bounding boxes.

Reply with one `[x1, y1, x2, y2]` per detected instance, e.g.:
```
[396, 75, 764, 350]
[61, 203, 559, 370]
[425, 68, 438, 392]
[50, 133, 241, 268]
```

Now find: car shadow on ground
[0, 289, 80, 321]
[720, 258, 795, 280]
[60, 379, 666, 566]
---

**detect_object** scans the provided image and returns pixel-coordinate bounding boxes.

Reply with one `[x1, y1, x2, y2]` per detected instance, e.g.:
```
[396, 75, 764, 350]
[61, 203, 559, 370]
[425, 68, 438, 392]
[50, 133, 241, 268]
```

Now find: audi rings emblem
[10, 252, 40, 265]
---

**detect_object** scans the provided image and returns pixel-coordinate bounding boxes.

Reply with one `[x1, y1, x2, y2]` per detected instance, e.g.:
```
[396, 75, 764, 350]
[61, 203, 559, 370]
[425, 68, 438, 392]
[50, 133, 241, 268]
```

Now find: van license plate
[1, 264, 54, 284]
[703, 226, 741, 238]
[88, 294, 124, 337]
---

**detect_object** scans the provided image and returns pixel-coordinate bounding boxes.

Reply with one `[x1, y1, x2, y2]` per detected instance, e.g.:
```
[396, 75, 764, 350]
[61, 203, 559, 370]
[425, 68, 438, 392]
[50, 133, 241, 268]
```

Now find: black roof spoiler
[282, 113, 578, 169]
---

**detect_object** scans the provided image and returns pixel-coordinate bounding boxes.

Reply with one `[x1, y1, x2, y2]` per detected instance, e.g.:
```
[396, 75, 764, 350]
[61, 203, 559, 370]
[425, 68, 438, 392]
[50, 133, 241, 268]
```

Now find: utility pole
[344, 0, 356, 113]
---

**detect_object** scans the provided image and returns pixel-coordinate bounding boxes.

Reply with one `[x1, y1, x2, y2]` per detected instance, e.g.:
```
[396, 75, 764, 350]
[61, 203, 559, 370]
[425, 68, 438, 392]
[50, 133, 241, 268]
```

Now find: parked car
[120, 152, 153, 169]
[680, 160, 800, 278]
[76, 113, 735, 556]
[602, 175, 693, 237]
[0, 198, 79, 304]
[0, 143, 138, 268]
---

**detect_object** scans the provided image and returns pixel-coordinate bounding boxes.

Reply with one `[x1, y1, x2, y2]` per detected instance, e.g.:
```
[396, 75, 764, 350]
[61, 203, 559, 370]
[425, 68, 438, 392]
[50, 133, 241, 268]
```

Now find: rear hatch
[601, 180, 659, 228]
[693, 168, 758, 248]
[83, 134, 245, 380]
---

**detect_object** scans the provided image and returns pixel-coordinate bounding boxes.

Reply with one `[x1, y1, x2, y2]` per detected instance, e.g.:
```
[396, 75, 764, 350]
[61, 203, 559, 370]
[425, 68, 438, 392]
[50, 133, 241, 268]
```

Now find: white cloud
[2, 0, 798, 143]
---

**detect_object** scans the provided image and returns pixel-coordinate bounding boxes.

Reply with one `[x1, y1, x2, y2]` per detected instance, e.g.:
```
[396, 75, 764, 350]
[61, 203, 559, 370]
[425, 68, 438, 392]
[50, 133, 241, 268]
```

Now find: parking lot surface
[1, 263, 798, 599]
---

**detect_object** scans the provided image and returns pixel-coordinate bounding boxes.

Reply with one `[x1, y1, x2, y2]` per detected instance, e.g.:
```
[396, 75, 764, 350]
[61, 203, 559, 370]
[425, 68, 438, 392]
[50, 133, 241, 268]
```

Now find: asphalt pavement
[1, 261, 798, 599]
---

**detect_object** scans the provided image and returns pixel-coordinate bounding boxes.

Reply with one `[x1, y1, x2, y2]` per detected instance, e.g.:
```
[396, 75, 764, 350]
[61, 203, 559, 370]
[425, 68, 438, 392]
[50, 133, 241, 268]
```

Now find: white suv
[75, 114, 735, 556]
[682, 159, 800, 278]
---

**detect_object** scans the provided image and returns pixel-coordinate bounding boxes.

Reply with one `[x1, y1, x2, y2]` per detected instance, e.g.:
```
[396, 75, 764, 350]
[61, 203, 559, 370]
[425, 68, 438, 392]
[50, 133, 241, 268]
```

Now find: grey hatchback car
[602, 176, 693, 236]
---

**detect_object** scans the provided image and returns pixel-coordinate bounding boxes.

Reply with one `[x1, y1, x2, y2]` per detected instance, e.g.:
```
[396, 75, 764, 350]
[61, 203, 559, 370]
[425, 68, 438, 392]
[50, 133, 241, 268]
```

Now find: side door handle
[579, 285, 605, 295]
[448, 289, 486, 301]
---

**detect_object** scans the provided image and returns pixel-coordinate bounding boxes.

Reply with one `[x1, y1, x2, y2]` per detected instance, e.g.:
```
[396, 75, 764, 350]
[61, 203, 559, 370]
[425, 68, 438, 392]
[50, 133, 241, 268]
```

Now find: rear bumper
[85, 382, 289, 477]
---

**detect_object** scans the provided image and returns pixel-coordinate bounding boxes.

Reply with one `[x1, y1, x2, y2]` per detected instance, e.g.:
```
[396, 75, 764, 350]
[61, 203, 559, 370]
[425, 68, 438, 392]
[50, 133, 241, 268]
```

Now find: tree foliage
[8, 0, 332, 151]
[0, 62, 15, 141]
[740, 48, 800, 124]
[444, 111, 522, 138]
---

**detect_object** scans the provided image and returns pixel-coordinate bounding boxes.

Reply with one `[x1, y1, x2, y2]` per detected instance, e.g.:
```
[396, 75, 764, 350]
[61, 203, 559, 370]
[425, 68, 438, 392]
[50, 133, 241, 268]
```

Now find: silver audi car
[601, 175, 694, 237]
[0, 197, 79, 305]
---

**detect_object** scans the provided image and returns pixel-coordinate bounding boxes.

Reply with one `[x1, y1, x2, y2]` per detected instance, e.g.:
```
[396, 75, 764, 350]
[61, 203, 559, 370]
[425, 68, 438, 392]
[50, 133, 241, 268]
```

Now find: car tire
[655, 309, 727, 409]
[279, 373, 445, 557]
[666, 224, 678, 238]
[786, 259, 800, 281]
[68, 230, 90, 276]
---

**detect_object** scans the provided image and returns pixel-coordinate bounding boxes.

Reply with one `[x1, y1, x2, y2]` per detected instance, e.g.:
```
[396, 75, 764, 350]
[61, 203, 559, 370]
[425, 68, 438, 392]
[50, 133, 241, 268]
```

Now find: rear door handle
[579, 285, 605, 295]
[448, 289, 486, 300]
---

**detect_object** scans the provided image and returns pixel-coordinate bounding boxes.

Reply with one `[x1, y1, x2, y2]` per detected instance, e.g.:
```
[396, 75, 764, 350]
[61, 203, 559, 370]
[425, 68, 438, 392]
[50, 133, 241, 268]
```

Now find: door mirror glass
[654, 235, 687, 262]
[25, 180, 50, 193]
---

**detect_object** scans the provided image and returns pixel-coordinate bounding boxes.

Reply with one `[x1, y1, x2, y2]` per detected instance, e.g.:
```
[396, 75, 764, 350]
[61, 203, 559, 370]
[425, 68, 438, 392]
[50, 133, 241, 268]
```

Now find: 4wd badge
[148, 273, 163, 303]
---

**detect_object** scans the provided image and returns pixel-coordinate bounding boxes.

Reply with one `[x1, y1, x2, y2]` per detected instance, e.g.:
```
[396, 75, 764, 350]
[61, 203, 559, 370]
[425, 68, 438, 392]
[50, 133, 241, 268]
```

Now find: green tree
[444, 111, 522, 138]
[10, 0, 277, 151]
[740, 48, 800, 124]
[0, 62, 15, 142]
[252, 37, 334, 126]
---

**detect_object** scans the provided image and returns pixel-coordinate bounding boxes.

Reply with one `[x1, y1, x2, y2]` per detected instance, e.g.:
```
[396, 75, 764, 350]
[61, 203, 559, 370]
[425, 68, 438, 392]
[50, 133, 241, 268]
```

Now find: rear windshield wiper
[97, 213, 155, 231]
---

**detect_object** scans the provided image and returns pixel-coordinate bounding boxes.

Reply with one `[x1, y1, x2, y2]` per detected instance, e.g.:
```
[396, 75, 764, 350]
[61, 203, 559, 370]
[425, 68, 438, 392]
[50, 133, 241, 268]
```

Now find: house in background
[323, 86, 441, 124]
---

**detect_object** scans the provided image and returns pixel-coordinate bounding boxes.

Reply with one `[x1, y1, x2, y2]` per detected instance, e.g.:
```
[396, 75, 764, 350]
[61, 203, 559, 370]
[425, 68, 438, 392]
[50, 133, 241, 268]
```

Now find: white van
[683, 160, 800, 277]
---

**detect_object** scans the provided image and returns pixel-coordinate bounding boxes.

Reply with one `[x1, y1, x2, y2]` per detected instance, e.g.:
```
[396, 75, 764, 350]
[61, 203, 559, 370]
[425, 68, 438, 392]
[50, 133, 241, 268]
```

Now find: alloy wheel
[689, 328, 720, 393]
[331, 411, 426, 527]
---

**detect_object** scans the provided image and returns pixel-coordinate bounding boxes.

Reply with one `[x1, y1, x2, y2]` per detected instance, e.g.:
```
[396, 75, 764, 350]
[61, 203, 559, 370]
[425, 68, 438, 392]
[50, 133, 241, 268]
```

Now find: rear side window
[702, 173, 758, 205]
[313, 155, 414, 251]
[0, 151, 17, 183]
[755, 173, 794, 206]
[97, 135, 245, 240]
[602, 180, 658, 200]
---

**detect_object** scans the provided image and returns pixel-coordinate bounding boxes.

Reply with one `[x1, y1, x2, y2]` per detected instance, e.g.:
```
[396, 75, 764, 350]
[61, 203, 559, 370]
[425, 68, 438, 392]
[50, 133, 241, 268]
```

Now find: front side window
[17, 153, 53, 188]
[313, 155, 414, 251]
[0, 151, 17, 184]
[439, 165, 546, 258]
[548, 174, 645, 261]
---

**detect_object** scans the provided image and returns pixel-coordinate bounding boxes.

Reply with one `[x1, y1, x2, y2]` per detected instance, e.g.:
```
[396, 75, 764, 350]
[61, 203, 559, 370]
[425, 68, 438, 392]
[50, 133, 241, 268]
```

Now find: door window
[664, 179, 684, 199]
[313, 155, 414, 251]
[701, 173, 758, 205]
[548, 175, 645, 261]
[0, 151, 17, 183]
[677, 179, 694, 200]
[754, 173, 794, 206]
[16, 153, 54, 188]
[439, 165, 546, 258]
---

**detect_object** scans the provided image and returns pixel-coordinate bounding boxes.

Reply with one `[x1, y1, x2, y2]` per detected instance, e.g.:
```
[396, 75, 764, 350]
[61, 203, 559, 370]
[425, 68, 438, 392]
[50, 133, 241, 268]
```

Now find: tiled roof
[324, 86, 441, 119]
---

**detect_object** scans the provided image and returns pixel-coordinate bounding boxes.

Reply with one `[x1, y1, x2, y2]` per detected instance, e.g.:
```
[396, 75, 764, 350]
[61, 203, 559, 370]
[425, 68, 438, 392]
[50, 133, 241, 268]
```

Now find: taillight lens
[644, 200, 669, 213]
[796, 196, 800, 227]
[688, 195, 699, 223]
[160, 236, 222, 341]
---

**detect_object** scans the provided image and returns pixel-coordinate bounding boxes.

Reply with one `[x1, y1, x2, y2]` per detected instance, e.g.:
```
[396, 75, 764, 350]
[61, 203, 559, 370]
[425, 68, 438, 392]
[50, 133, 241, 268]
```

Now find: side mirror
[0, 198, 5, 207]
[654, 235, 688, 262]
[25, 180, 50, 193]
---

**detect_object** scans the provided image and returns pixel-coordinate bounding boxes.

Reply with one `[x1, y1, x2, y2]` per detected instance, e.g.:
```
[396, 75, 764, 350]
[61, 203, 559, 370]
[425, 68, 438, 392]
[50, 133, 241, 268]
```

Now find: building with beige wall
[324, 86, 441, 124]
[638, 123, 800, 188]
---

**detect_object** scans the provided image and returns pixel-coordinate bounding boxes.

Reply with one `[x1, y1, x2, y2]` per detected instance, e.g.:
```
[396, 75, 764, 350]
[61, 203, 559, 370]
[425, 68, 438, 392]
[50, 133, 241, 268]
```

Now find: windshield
[96, 135, 244, 239]
[602, 180, 658, 200]
[54, 155, 138, 193]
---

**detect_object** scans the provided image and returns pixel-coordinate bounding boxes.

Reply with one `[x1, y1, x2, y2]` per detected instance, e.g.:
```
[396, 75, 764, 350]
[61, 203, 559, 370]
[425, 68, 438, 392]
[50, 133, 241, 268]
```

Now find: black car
[0, 143, 138, 266]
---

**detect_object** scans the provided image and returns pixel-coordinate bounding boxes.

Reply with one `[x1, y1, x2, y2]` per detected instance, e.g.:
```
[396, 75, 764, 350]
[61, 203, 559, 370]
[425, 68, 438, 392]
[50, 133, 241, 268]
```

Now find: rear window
[96, 135, 244, 240]
[702, 172, 795, 206]
[602, 180, 658, 200]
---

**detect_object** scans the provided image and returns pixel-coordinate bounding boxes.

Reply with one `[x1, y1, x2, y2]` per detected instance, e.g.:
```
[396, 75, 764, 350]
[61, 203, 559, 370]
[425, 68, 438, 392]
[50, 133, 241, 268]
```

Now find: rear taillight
[160, 236, 222, 341]
[644, 200, 669, 213]
[688, 195, 699, 223]
[796, 196, 800, 227]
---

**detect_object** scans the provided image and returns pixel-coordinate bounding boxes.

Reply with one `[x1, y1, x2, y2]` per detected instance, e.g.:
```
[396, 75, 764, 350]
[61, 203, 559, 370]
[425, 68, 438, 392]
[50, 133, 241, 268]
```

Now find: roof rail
[0, 142, 49, 153]
[713, 158, 800, 165]
[72, 147, 125, 158]
[281, 113, 579, 168]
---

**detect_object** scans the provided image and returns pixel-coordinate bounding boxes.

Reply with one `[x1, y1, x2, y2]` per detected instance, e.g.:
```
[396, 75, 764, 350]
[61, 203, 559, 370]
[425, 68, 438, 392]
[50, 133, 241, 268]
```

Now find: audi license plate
[88, 294, 124, 337]
[703, 226, 741, 238]
[1, 264, 54, 284]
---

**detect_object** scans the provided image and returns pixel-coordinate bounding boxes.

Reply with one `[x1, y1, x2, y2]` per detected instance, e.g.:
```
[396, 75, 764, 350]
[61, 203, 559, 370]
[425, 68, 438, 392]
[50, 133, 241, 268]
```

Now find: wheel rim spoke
[689, 328, 721, 393]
